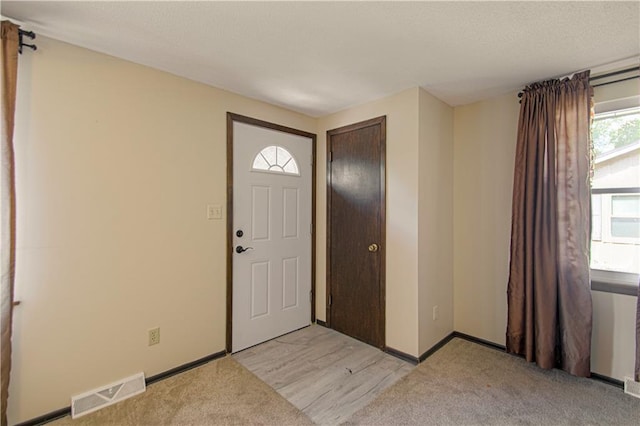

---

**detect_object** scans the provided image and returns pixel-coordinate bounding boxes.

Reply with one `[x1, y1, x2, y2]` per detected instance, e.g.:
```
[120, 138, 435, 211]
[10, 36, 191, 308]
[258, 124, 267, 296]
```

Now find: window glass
[260, 146, 277, 166]
[252, 145, 299, 175]
[252, 154, 270, 170]
[611, 195, 639, 216]
[611, 218, 640, 238]
[283, 159, 298, 174]
[590, 106, 640, 274]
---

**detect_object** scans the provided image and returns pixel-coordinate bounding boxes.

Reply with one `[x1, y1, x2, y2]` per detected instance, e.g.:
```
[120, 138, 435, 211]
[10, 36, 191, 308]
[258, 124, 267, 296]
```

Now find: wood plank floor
[233, 324, 414, 425]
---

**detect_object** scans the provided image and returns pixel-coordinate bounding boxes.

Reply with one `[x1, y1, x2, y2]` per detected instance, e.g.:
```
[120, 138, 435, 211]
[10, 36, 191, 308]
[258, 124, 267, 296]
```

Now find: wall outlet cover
[148, 327, 160, 346]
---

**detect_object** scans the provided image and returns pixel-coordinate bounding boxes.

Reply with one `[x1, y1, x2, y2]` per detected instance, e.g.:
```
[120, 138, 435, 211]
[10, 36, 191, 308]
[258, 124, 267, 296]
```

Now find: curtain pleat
[506, 71, 593, 377]
[1, 20, 20, 426]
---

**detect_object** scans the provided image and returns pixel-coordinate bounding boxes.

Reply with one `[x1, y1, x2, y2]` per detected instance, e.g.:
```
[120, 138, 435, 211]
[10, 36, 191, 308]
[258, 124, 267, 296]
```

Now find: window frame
[591, 188, 640, 244]
[589, 102, 640, 295]
[591, 269, 639, 296]
[609, 194, 640, 241]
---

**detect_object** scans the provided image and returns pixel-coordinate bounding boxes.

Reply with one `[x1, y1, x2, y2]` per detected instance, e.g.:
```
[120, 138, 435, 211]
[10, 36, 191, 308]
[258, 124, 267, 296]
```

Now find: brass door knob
[368, 243, 379, 252]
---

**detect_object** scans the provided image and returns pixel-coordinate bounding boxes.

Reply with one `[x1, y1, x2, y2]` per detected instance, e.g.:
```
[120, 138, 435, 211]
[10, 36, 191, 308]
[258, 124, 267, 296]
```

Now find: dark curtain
[1, 20, 19, 426]
[506, 71, 593, 377]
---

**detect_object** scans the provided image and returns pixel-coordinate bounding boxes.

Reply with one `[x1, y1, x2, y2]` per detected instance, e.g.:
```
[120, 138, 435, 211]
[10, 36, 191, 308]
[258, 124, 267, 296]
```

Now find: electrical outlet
[148, 327, 160, 346]
[433, 305, 439, 321]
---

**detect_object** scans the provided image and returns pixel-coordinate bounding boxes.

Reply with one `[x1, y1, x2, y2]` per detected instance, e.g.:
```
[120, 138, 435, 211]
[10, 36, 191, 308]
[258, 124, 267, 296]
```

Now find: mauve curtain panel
[1, 20, 19, 426]
[506, 71, 593, 377]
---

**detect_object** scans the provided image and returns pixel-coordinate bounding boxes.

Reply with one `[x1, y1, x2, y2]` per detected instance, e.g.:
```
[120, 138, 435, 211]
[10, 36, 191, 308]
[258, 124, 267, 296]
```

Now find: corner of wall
[416, 88, 455, 355]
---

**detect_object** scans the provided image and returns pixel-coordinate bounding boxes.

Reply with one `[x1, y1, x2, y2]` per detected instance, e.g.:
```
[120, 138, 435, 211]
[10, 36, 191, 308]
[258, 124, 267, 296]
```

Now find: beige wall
[417, 88, 454, 354]
[9, 36, 315, 424]
[591, 291, 638, 380]
[452, 91, 518, 344]
[453, 81, 640, 380]
[316, 88, 421, 356]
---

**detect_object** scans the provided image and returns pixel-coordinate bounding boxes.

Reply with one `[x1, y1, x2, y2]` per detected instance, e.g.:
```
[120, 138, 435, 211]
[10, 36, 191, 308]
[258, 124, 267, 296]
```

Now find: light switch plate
[207, 204, 223, 220]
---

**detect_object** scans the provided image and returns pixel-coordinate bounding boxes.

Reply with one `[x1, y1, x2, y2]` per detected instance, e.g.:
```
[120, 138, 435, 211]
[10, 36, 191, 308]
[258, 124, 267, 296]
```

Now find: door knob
[368, 243, 379, 252]
[236, 245, 254, 254]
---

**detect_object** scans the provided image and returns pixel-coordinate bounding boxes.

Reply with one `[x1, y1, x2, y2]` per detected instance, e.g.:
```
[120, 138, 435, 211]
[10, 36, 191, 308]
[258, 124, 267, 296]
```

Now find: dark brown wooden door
[327, 116, 385, 348]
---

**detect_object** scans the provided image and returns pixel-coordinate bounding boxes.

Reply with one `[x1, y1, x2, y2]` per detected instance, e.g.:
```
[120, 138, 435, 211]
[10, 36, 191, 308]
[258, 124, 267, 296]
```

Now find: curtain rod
[590, 66, 640, 88]
[18, 28, 37, 54]
[517, 66, 640, 99]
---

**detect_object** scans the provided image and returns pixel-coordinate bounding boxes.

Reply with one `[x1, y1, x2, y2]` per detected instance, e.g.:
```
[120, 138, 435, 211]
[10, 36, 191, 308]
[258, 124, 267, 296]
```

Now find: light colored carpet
[51, 356, 312, 426]
[49, 337, 640, 425]
[343, 338, 640, 425]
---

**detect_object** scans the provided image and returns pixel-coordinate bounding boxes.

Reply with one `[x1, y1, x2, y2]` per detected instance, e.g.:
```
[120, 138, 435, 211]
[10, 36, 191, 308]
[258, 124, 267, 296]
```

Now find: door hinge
[328, 294, 332, 306]
[329, 151, 333, 162]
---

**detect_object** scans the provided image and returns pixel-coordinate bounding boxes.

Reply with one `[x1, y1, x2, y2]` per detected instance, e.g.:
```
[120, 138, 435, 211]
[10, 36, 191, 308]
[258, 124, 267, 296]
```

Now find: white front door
[232, 121, 312, 352]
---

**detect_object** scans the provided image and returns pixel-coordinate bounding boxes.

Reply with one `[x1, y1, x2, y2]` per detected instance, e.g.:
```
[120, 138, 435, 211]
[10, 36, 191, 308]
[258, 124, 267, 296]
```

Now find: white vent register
[624, 377, 640, 400]
[71, 372, 146, 418]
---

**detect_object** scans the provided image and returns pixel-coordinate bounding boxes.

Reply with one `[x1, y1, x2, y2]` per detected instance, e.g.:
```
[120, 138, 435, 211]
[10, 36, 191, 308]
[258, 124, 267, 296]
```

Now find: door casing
[226, 113, 316, 352]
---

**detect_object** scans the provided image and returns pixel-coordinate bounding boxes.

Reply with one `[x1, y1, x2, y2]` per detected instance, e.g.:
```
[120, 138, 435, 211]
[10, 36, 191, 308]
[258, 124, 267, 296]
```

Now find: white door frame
[226, 113, 316, 352]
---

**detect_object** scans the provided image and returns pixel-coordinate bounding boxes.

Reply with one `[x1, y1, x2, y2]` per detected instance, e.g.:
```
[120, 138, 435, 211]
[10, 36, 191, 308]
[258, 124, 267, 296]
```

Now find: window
[252, 145, 299, 175]
[610, 195, 640, 238]
[590, 105, 640, 291]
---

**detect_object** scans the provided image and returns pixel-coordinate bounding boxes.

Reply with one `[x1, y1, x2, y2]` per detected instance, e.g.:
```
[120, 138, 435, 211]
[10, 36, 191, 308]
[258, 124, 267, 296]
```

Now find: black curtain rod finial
[18, 29, 36, 39]
[20, 43, 37, 53]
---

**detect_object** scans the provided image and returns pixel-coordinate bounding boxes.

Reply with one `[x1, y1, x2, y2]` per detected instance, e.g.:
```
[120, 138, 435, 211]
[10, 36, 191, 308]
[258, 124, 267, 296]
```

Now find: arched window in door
[252, 145, 299, 175]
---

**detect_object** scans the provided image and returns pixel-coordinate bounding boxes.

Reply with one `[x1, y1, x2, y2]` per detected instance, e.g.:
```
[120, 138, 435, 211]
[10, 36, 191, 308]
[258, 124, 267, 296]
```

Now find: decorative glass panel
[252, 154, 270, 170]
[261, 146, 277, 166]
[252, 146, 299, 175]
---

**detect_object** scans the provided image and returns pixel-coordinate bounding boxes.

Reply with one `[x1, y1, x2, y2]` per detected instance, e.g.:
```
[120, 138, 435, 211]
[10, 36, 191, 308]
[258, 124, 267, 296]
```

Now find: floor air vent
[624, 377, 640, 399]
[71, 372, 146, 418]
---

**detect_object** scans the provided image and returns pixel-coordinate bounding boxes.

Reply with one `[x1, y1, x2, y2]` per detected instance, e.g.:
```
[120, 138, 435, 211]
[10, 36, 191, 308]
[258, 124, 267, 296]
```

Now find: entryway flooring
[233, 324, 414, 425]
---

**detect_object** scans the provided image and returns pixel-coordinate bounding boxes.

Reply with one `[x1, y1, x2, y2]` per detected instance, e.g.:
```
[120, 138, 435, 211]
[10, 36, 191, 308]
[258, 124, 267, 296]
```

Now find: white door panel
[232, 121, 312, 352]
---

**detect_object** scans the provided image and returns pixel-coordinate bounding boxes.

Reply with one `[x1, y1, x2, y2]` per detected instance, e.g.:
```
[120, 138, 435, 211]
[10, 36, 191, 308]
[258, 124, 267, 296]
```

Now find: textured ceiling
[2, 1, 639, 117]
